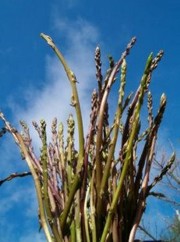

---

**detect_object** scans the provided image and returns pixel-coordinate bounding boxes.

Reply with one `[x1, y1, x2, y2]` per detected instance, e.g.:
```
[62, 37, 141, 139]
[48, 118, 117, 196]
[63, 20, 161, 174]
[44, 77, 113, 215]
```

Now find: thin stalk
[19, 135, 54, 242]
[66, 115, 75, 190]
[90, 170, 97, 242]
[40, 120, 62, 241]
[138, 225, 157, 241]
[129, 135, 157, 242]
[58, 122, 68, 204]
[0, 114, 53, 242]
[41, 120, 51, 220]
[99, 59, 127, 198]
[148, 152, 176, 192]
[75, 191, 82, 242]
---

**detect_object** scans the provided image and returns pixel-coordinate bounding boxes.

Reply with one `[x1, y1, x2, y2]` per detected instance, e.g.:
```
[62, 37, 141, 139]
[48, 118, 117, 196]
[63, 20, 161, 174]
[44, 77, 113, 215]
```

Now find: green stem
[100, 53, 153, 242]
[14, 132, 54, 242]
[84, 185, 91, 242]
[75, 191, 82, 242]
[95, 38, 136, 195]
[0, 112, 54, 241]
[99, 59, 127, 201]
[90, 170, 97, 242]
[60, 175, 81, 231]
[40, 33, 84, 172]
[96, 59, 127, 238]
[41, 34, 85, 238]
[70, 221, 76, 242]
[40, 120, 62, 241]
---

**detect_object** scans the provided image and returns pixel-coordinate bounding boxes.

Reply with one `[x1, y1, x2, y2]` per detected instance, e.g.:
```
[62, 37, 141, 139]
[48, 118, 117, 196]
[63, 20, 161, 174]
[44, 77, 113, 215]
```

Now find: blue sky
[0, 0, 180, 241]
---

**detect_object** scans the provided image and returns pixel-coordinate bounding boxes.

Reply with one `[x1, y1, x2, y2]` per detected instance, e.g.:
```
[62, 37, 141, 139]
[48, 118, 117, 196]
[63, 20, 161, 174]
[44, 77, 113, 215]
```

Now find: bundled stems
[0, 34, 175, 242]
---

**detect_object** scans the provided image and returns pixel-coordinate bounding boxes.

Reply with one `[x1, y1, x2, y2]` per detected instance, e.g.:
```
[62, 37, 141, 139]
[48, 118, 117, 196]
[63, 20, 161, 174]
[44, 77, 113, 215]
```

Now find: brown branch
[138, 224, 157, 241]
[0, 171, 31, 186]
[149, 191, 180, 207]
[147, 152, 176, 193]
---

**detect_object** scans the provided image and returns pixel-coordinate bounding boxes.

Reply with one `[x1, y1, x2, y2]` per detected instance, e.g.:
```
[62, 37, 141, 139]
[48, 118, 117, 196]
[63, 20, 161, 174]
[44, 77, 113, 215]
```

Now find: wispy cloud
[12, 18, 100, 147]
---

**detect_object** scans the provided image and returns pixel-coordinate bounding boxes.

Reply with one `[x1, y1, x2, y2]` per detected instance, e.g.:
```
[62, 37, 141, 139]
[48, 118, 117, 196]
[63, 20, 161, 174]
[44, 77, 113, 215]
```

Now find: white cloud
[13, 18, 100, 148]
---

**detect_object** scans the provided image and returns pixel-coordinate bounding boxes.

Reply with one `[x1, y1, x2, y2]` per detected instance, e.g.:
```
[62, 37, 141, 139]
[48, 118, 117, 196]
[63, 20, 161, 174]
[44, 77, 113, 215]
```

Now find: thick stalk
[41, 34, 85, 238]
[40, 33, 84, 171]
[70, 221, 76, 242]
